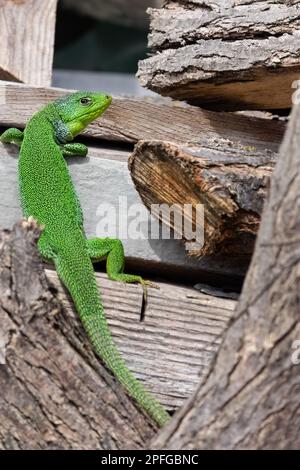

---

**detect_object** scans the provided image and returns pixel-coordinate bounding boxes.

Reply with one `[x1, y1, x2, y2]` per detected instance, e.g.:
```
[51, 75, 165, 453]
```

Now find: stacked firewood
[129, 0, 299, 259]
[1, 0, 300, 450]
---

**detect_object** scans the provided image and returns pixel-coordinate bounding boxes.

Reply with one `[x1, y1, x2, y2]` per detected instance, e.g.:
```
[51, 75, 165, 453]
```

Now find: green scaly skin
[0, 92, 170, 427]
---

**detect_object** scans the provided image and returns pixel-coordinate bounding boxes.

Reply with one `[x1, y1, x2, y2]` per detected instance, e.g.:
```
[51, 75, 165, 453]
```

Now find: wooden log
[62, 0, 162, 29]
[137, 0, 300, 110]
[152, 102, 300, 450]
[0, 81, 285, 149]
[129, 140, 276, 256]
[0, 0, 57, 86]
[0, 220, 155, 450]
[0, 142, 248, 283]
[148, 1, 300, 50]
[0, 221, 236, 449]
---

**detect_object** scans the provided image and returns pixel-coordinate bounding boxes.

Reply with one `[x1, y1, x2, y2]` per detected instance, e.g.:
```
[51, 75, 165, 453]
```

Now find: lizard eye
[80, 97, 92, 106]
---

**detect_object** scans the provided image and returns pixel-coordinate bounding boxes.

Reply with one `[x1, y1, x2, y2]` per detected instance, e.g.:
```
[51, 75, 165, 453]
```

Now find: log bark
[137, 0, 300, 110]
[151, 103, 300, 449]
[62, 0, 162, 29]
[0, 81, 286, 148]
[0, 220, 156, 449]
[129, 140, 276, 257]
[0, 0, 57, 86]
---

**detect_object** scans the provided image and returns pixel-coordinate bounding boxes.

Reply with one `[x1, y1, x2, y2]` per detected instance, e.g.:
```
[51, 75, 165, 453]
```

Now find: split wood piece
[0, 81, 285, 149]
[152, 102, 300, 450]
[129, 140, 276, 256]
[0, 0, 57, 86]
[0, 142, 248, 283]
[137, 0, 300, 110]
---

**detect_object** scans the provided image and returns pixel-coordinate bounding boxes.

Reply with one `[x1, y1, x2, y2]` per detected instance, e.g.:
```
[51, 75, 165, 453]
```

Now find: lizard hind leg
[0, 128, 24, 146]
[88, 237, 143, 282]
[87, 237, 156, 302]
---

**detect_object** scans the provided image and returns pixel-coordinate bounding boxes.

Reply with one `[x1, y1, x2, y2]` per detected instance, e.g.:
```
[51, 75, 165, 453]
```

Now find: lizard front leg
[0, 128, 24, 146]
[61, 143, 88, 157]
[38, 233, 55, 261]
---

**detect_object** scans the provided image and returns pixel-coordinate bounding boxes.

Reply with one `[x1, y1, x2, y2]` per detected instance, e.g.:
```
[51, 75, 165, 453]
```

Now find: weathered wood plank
[0, 0, 57, 86]
[138, 0, 300, 110]
[129, 140, 276, 256]
[0, 142, 249, 280]
[45, 268, 236, 410]
[0, 81, 285, 149]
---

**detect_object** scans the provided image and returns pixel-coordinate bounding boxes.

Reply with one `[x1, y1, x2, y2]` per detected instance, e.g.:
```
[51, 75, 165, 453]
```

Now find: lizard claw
[140, 279, 160, 303]
[143, 280, 160, 290]
[140, 280, 160, 322]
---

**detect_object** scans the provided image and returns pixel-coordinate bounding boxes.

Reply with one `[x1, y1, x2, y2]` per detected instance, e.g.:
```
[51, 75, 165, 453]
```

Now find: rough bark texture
[137, 0, 300, 110]
[62, 0, 162, 29]
[0, 81, 286, 148]
[0, 0, 57, 86]
[129, 140, 276, 256]
[148, 1, 300, 50]
[0, 220, 156, 449]
[151, 103, 300, 449]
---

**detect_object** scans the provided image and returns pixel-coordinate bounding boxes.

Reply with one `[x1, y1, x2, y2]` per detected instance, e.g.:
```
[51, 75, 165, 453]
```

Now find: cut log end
[129, 140, 276, 257]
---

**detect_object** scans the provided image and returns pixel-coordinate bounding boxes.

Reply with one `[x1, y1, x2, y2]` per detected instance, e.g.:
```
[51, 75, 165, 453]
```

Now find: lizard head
[54, 91, 112, 138]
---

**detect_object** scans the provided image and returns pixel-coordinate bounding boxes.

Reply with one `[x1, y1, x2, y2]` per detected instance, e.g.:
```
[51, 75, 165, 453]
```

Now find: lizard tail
[55, 250, 170, 427]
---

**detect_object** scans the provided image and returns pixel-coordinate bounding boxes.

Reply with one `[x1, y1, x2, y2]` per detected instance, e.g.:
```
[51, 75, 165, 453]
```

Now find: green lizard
[0, 92, 170, 427]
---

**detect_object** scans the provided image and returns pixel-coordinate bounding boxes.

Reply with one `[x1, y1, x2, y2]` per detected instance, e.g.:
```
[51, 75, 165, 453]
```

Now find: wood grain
[0, 81, 285, 149]
[129, 140, 277, 256]
[45, 268, 236, 411]
[0, 0, 57, 86]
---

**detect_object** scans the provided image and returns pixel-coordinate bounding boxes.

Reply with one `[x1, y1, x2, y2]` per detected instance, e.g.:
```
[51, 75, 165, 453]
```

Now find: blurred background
[53, 0, 161, 95]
